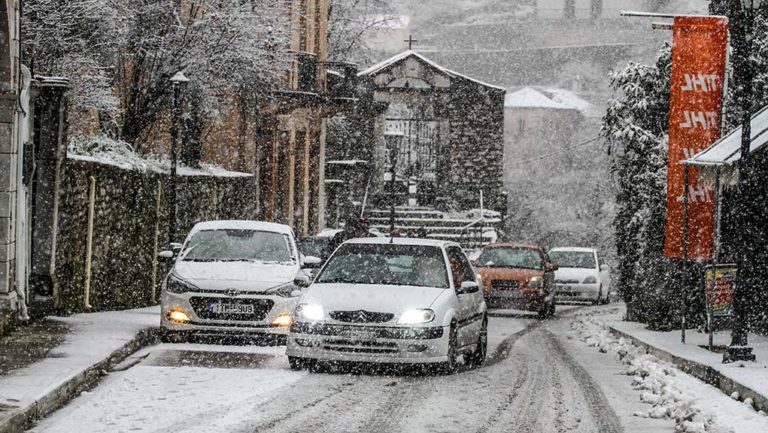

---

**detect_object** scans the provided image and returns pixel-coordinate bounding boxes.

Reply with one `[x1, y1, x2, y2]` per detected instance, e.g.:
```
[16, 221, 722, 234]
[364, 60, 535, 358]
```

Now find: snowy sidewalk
[596, 304, 768, 413]
[0, 306, 160, 433]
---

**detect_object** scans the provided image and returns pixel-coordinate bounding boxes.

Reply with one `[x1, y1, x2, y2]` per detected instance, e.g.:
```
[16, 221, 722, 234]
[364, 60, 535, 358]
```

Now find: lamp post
[725, 0, 762, 363]
[168, 71, 190, 245]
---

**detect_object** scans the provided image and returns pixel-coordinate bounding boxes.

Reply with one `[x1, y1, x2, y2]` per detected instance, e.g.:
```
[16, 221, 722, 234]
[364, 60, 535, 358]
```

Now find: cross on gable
[404, 34, 418, 50]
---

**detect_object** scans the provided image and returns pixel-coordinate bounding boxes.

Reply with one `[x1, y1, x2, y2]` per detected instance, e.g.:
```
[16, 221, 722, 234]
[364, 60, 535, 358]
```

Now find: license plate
[210, 303, 255, 315]
[341, 329, 377, 342]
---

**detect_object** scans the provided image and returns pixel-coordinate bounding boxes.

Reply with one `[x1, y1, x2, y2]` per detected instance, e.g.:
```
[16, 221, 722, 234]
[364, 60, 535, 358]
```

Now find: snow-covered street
[25, 305, 766, 433]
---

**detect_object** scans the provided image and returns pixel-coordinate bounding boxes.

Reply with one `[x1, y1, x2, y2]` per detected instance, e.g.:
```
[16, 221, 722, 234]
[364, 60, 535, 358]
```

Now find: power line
[507, 136, 601, 165]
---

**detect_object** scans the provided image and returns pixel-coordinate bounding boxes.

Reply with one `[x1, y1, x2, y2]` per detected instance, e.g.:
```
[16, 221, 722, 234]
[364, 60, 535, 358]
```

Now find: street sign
[705, 264, 736, 317]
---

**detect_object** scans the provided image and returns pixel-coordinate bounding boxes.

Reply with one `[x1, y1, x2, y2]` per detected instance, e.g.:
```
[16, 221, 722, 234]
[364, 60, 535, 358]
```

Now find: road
[28, 305, 674, 433]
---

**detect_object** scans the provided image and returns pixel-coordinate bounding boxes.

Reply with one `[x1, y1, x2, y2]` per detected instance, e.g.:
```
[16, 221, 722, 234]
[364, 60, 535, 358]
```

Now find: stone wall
[53, 158, 256, 313]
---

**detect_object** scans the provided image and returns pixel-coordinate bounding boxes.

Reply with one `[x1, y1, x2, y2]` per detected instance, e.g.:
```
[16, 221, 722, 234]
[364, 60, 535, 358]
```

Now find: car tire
[439, 323, 459, 375]
[160, 329, 187, 344]
[289, 356, 309, 371]
[593, 285, 603, 305]
[466, 317, 488, 368]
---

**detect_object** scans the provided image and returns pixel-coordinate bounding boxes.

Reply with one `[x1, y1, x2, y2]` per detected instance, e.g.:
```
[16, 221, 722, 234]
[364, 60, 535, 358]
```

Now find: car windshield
[181, 229, 295, 263]
[549, 251, 596, 269]
[475, 247, 543, 270]
[315, 243, 449, 288]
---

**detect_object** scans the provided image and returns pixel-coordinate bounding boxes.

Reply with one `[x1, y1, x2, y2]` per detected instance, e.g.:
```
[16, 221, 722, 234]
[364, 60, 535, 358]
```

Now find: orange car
[473, 243, 558, 318]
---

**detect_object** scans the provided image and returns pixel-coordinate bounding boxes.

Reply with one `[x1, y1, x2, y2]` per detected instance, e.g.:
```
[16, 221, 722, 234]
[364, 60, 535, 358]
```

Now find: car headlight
[528, 276, 544, 288]
[583, 276, 598, 284]
[398, 309, 435, 325]
[268, 282, 300, 298]
[295, 304, 324, 321]
[165, 275, 198, 294]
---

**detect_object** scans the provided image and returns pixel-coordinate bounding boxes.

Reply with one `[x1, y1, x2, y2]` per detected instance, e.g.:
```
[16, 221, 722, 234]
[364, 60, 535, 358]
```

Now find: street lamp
[168, 71, 190, 245]
[725, 0, 763, 363]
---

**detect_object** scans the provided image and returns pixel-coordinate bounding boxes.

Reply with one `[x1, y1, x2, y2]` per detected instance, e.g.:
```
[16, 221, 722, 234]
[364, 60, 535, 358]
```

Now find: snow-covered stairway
[366, 207, 501, 250]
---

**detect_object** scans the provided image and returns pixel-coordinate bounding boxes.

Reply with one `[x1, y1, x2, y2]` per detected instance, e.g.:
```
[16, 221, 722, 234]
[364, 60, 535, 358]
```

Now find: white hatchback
[286, 237, 487, 372]
[548, 247, 611, 304]
[160, 220, 318, 340]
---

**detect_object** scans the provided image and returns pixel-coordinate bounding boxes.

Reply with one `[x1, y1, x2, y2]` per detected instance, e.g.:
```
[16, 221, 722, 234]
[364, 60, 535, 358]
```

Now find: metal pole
[168, 83, 180, 245]
[727, 1, 757, 363]
[151, 179, 163, 304]
[84, 176, 96, 310]
[682, 165, 689, 344]
[389, 137, 398, 234]
[708, 166, 723, 351]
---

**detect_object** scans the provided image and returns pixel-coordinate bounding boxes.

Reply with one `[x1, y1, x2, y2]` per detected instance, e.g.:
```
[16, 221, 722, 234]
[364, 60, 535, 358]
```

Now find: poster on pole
[705, 264, 736, 317]
[663, 16, 729, 260]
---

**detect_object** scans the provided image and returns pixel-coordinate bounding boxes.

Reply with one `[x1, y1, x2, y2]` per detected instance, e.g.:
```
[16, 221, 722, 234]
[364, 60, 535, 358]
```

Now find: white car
[548, 247, 611, 304]
[160, 220, 319, 340]
[286, 237, 487, 372]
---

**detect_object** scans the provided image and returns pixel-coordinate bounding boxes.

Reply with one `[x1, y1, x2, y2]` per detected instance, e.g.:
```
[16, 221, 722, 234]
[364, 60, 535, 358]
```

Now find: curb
[607, 325, 768, 413]
[0, 327, 160, 433]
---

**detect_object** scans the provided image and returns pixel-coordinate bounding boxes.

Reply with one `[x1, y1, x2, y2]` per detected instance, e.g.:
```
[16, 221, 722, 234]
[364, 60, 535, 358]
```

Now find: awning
[685, 105, 768, 166]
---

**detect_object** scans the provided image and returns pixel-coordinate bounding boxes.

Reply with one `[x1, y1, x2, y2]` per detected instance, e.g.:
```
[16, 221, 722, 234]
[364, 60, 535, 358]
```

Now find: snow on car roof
[549, 247, 597, 253]
[189, 220, 294, 235]
[343, 237, 458, 248]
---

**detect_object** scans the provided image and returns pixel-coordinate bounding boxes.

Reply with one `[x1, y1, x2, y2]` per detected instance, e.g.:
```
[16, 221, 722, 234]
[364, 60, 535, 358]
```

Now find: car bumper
[160, 291, 298, 336]
[286, 322, 450, 364]
[485, 290, 552, 311]
[555, 283, 600, 301]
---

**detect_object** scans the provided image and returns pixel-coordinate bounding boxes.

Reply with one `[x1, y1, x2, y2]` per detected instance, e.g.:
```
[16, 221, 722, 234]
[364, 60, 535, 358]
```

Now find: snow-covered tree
[601, 45, 682, 326]
[328, 0, 395, 62]
[23, 0, 291, 150]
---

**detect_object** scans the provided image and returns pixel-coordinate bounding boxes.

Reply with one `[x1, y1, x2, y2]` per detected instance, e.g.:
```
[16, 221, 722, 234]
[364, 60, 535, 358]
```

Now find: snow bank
[572, 313, 733, 433]
[68, 135, 251, 177]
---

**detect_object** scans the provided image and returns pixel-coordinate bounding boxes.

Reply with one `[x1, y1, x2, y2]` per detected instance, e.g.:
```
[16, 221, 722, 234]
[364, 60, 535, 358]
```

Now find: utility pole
[168, 71, 189, 245]
[725, 0, 762, 363]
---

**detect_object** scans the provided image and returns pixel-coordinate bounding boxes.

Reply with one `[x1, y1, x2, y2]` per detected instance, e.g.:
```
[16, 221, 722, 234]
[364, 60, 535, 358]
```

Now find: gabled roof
[358, 50, 506, 92]
[686, 105, 768, 166]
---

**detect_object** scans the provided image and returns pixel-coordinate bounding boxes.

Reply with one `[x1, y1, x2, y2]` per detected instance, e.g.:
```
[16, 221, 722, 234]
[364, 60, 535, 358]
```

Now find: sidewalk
[597, 304, 768, 413]
[0, 306, 159, 433]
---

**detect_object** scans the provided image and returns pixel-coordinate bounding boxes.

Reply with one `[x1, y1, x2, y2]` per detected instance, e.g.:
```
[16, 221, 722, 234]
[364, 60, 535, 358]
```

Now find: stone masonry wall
[53, 159, 256, 313]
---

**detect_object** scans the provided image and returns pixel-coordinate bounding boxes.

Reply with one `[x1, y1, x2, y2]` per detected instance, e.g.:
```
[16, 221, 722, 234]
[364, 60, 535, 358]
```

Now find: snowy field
[26, 305, 768, 433]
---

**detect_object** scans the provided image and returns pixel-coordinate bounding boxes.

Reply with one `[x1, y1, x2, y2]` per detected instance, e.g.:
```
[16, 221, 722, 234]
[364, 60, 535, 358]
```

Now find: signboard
[705, 265, 736, 317]
[663, 16, 729, 260]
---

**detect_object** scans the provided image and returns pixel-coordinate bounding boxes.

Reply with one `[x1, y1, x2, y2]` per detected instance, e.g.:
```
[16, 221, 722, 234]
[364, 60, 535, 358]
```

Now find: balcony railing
[281, 52, 358, 99]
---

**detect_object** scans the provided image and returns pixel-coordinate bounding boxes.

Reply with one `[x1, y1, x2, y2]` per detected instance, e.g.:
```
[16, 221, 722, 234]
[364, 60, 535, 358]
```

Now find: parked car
[286, 237, 487, 373]
[159, 220, 320, 341]
[473, 243, 557, 319]
[548, 247, 611, 304]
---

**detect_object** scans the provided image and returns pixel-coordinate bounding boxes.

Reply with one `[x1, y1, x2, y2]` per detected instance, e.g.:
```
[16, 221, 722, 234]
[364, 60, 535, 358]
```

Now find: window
[315, 243, 449, 288]
[475, 247, 544, 270]
[549, 251, 597, 269]
[446, 247, 475, 288]
[182, 230, 295, 263]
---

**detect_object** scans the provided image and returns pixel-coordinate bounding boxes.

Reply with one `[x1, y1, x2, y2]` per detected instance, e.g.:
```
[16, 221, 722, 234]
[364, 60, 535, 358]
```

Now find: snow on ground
[573, 308, 768, 433]
[0, 306, 159, 408]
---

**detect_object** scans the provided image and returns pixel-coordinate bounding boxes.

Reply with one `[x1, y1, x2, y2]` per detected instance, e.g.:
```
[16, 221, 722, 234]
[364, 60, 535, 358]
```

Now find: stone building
[336, 50, 505, 215]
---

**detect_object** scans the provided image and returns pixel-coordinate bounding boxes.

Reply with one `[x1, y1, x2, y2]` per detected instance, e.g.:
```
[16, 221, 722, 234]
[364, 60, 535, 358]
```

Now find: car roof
[482, 243, 542, 250]
[189, 220, 294, 236]
[343, 237, 459, 248]
[549, 247, 597, 253]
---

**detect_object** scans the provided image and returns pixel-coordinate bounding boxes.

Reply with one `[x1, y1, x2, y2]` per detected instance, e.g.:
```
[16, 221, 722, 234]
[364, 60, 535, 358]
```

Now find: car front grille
[329, 310, 395, 323]
[322, 339, 399, 354]
[556, 279, 580, 284]
[189, 297, 274, 321]
[291, 322, 443, 339]
[491, 280, 519, 290]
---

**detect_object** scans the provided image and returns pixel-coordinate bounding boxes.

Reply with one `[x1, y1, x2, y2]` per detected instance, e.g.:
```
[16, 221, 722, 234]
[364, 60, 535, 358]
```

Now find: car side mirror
[600, 263, 610, 272]
[158, 250, 175, 260]
[458, 281, 480, 294]
[302, 255, 322, 269]
[294, 275, 312, 288]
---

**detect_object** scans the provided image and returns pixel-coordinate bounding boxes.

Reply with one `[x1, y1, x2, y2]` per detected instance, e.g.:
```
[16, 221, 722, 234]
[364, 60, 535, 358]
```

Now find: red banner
[664, 16, 729, 260]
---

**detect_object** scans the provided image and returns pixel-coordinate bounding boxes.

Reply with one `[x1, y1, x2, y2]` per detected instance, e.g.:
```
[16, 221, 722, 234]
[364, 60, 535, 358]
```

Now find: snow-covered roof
[190, 220, 294, 236]
[686, 105, 768, 167]
[344, 237, 459, 248]
[505, 87, 598, 116]
[359, 50, 506, 92]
